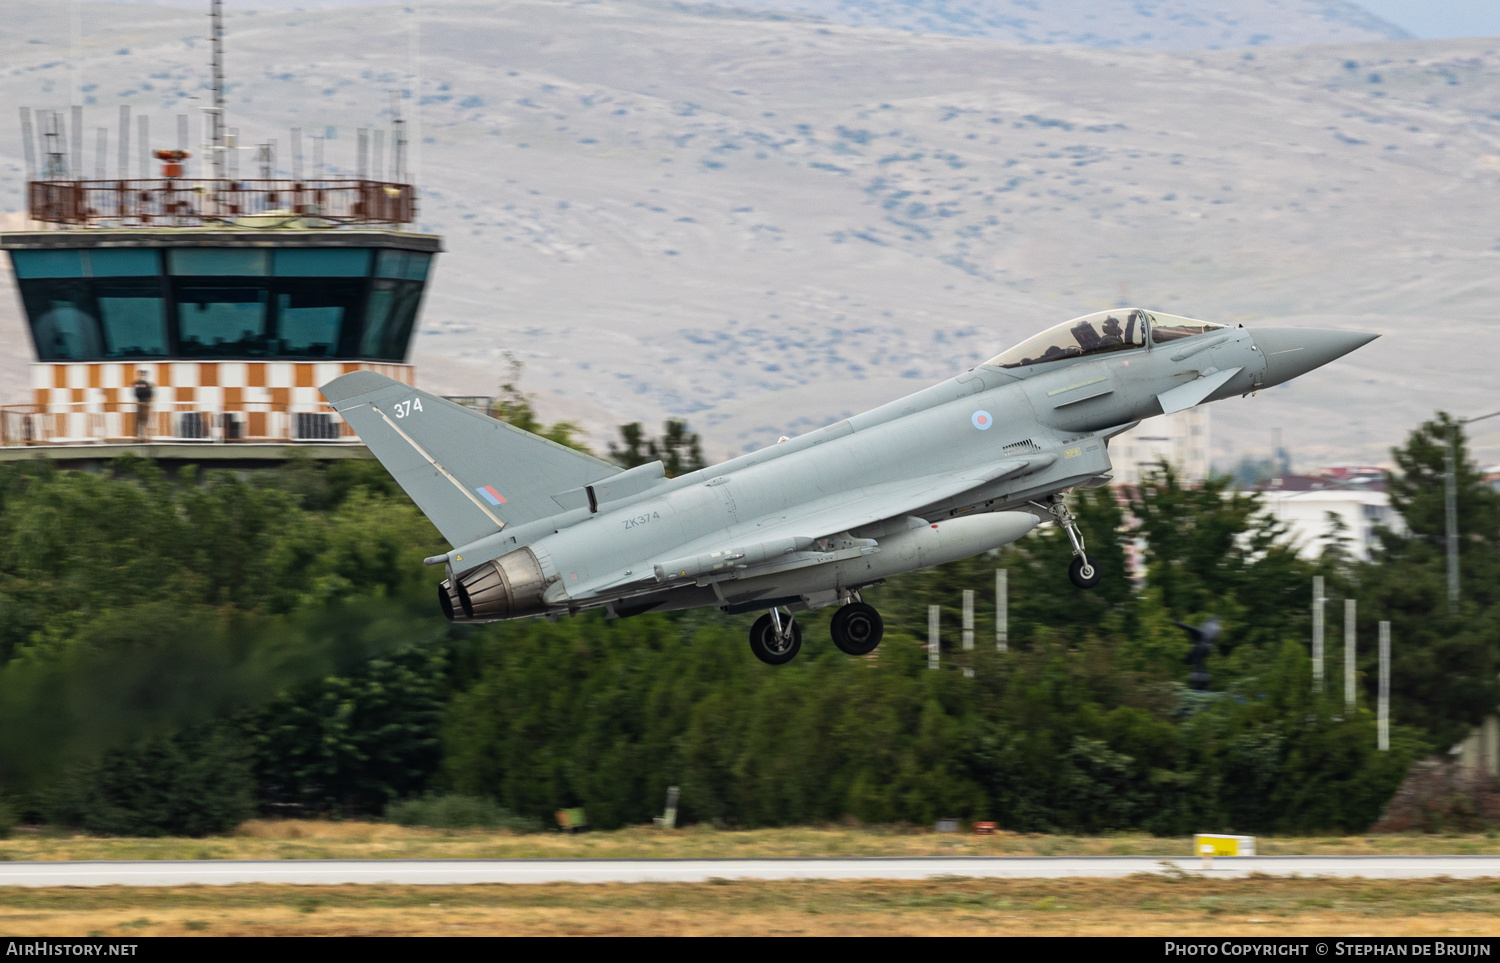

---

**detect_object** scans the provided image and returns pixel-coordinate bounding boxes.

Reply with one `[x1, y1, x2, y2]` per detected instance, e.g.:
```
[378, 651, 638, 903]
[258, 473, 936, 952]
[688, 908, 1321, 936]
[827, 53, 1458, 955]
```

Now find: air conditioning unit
[177, 412, 208, 439]
[294, 412, 340, 440]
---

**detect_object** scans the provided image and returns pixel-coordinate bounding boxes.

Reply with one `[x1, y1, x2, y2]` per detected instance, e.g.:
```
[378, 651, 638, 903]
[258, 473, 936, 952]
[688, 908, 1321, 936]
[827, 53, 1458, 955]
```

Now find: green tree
[0, 428, 1445, 837]
[40, 725, 255, 837]
[0, 458, 444, 797]
[248, 641, 451, 816]
[609, 420, 707, 477]
[1130, 463, 1313, 651]
[440, 607, 1416, 834]
[488, 354, 592, 452]
[1355, 414, 1500, 748]
[1387, 413, 1499, 546]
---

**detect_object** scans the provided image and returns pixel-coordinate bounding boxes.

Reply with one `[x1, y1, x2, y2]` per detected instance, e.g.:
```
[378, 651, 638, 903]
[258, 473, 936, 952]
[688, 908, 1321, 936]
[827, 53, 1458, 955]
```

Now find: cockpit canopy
[985, 309, 1225, 370]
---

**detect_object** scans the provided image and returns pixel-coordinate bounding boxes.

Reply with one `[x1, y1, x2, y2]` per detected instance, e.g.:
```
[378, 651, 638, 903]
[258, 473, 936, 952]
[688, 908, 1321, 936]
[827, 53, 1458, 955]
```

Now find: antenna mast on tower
[208, 0, 226, 177]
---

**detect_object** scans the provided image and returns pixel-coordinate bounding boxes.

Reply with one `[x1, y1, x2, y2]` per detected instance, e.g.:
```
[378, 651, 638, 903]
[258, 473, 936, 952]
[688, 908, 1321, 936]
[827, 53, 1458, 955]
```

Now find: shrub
[1372, 759, 1500, 833]
[40, 726, 255, 837]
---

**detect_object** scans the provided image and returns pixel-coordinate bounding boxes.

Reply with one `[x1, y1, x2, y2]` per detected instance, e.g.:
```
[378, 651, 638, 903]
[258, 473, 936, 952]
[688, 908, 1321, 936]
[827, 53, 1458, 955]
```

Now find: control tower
[1, 1, 440, 468]
[1, 140, 439, 468]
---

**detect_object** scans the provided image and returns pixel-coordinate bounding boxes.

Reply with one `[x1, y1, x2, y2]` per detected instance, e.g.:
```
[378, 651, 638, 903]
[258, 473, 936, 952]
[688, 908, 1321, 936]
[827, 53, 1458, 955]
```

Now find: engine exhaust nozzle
[438, 547, 550, 623]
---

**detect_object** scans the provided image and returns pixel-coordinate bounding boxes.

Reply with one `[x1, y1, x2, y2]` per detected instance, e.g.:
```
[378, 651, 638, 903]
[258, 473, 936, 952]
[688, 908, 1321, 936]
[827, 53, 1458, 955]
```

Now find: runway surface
[3, 856, 1500, 887]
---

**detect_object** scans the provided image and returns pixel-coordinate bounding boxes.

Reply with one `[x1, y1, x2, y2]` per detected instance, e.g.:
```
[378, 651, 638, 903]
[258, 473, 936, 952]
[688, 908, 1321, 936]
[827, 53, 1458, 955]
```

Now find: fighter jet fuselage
[322, 309, 1375, 664]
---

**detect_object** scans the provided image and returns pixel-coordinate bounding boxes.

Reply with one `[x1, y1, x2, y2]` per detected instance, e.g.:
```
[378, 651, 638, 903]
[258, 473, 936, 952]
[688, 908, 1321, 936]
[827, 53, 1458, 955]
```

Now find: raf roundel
[971, 410, 993, 431]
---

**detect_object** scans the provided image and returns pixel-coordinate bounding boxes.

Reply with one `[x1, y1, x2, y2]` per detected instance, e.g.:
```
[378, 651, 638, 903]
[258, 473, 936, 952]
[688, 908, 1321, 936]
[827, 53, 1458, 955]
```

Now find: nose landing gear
[1036, 494, 1102, 589]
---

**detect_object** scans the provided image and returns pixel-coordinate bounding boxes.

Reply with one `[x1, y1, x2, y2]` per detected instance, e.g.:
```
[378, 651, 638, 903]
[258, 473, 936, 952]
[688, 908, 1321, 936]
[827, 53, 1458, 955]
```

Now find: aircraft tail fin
[321, 371, 620, 547]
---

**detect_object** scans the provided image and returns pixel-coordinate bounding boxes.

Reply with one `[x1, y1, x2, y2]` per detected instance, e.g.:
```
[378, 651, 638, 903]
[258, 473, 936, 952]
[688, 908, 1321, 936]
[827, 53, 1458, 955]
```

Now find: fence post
[1344, 598, 1357, 710]
[962, 589, 974, 650]
[996, 569, 1008, 652]
[928, 604, 940, 671]
[1378, 621, 1390, 751]
[1312, 575, 1324, 691]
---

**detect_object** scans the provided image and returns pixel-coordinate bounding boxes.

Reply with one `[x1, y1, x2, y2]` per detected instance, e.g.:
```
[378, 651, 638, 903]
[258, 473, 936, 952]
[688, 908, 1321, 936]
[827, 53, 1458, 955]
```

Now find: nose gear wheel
[1069, 554, 1102, 588]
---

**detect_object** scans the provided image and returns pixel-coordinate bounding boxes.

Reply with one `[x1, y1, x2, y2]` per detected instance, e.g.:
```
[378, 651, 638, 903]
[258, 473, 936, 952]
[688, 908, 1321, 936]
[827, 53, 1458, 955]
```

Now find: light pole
[1447, 409, 1500, 611]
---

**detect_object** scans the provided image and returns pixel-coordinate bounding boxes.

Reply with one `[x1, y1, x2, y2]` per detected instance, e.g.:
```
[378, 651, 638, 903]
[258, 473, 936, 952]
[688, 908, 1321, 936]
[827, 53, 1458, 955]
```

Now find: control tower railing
[28, 178, 415, 228]
[0, 401, 358, 447]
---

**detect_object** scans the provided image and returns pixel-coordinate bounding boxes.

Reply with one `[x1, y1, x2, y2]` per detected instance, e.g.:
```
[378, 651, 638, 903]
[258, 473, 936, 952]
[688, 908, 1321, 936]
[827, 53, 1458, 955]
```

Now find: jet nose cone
[1250, 327, 1379, 388]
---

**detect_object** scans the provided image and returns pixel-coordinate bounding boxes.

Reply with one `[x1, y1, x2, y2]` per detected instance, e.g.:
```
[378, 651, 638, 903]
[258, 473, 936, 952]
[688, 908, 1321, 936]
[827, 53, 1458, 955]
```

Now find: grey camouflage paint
[321, 314, 1375, 622]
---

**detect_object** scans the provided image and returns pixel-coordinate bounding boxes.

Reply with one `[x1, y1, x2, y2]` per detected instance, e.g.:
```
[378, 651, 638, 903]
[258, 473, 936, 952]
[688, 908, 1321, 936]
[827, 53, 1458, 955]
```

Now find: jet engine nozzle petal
[1249, 327, 1378, 389]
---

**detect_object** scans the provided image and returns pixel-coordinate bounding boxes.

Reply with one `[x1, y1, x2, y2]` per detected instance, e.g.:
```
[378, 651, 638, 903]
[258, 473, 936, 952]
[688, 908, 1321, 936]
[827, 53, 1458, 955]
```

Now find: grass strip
[5, 822, 1500, 863]
[2, 876, 1500, 937]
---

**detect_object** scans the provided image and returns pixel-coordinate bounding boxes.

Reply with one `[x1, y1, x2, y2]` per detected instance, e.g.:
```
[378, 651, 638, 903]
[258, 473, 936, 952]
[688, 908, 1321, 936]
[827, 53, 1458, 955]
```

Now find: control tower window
[376, 249, 430, 281]
[11, 245, 431, 362]
[22, 279, 104, 360]
[360, 278, 422, 361]
[382, 282, 423, 359]
[19, 277, 169, 361]
[12, 249, 160, 279]
[12, 250, 86, 279]
[177, 286, 270, 357]
[986, 310, 1147, 369]
[274, 280, 363, 357]
[274, 248, 371, 277]
[361, 251, 430, 361]
[168, 248, 271, 276]
[361, 282, 396, 359]
[96, 279, 169, 357]
[88, 250, 159, 276]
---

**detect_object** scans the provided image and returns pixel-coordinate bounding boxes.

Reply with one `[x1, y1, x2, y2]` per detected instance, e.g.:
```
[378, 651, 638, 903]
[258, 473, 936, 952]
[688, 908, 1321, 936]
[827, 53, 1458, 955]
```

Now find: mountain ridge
[0, 0, 1496, 468]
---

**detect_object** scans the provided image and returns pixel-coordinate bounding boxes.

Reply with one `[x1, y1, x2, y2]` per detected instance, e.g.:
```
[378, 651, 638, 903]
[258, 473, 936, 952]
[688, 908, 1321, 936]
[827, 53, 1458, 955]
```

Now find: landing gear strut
[1037, 494, 1101, 589]
[749, 608, 802, 665]
[830, 595, 884, 656]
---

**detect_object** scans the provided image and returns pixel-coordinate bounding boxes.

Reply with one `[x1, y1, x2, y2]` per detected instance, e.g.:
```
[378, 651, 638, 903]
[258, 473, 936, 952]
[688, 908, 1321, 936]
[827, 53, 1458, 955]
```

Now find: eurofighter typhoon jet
[321, 311, 1374, 664]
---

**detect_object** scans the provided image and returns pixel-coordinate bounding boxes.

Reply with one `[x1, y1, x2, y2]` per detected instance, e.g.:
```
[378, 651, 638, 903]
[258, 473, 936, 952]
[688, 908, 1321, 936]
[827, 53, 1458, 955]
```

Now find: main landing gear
[749, 608, 802, 665]
[748, 594, 886, 665]
[830, 598, 884, 656]
[1036, 494, 1102, 589]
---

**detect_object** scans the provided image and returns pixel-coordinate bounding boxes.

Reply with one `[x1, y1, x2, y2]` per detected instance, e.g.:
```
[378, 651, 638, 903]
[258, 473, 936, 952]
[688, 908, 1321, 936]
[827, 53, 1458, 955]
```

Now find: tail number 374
[393, 398, 423, 418]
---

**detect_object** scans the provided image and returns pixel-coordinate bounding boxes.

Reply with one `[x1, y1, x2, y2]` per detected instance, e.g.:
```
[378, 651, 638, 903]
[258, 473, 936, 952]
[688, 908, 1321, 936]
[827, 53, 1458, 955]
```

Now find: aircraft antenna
[71, 106, 83, 179]
[208, 0, 226, 178]
[70, 0, 81, 108]
[118, 105, 130, 178]
[18, 108, 36, 179]
[45, 111, 69, 181]
[390, 90, 406, 183]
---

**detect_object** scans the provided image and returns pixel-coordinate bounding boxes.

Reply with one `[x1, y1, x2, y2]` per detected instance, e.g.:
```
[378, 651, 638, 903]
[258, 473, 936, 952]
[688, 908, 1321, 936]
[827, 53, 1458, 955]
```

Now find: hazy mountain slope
[0, 0, 1497, 468]
[76, 0, 1413, 48]
[699, 0, 1411, 47]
